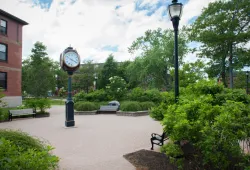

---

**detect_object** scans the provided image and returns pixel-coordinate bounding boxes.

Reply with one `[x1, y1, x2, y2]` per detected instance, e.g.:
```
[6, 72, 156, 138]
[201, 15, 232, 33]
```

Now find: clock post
[65, 71, 74, 127]
[60, 47, 80, 127]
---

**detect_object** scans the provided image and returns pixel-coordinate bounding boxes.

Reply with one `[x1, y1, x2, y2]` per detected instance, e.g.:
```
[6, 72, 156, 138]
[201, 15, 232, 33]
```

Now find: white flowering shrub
[105, 76, 127, 100]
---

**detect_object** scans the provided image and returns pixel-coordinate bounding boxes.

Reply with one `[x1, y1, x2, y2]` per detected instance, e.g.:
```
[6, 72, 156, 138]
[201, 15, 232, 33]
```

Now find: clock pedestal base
[65, 100, 75, 127]
[65, 120, 75, 127]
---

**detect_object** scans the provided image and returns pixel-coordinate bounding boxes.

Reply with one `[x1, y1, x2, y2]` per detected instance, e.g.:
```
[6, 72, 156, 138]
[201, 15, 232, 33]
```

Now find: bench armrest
[151, 133, 162, 138]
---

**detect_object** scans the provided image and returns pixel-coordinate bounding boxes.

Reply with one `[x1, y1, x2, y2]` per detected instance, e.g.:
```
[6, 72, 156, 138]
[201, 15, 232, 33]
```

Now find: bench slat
[99, 106, 118, 111]
[9, 109, 34, 116]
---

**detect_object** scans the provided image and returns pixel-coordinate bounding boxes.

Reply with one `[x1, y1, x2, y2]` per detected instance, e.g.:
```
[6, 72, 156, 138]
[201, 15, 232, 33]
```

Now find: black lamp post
[246, 71, 249, 94]
[168, 0, 183, 103]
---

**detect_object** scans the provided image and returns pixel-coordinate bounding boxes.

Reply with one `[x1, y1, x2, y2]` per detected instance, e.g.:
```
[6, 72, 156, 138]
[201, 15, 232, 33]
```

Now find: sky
[0, 0, 216, 63]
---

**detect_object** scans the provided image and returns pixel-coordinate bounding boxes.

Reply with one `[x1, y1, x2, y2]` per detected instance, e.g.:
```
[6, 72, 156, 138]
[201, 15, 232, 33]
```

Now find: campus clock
[61, 47, 80, 72]
[64, 51, 79, 68]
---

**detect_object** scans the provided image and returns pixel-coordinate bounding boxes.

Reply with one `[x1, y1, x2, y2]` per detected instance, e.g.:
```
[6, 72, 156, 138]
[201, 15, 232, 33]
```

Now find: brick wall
[0, 14, 23, 97]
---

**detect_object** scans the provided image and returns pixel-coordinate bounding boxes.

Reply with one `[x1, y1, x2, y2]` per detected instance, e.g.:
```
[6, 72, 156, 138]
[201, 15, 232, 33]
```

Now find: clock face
[64, 51, 79, 68]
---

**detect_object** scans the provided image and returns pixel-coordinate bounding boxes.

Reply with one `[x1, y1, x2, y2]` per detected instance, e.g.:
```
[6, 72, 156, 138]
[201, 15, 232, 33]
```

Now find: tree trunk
[221, 56, 227, 87]
[229, 43, 233, 89]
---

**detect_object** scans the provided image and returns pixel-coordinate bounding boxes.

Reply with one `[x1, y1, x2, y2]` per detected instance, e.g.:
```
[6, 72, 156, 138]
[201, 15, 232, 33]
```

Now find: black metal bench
[9, 109, 36, 121]
[97, 105, 119, 114]
[150, 132, 169, 150]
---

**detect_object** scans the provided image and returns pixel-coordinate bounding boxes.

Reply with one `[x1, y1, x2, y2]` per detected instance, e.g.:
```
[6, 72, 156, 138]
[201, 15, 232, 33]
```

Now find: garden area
[1, 0, 250, 169]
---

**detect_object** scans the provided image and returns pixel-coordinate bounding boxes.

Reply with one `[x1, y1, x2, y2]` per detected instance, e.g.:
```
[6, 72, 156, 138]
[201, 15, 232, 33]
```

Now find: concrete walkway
[0, 106, 163, 170]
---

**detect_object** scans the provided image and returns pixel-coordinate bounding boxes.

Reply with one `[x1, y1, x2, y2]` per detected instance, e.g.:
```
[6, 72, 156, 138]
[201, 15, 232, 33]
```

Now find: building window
[0, 19, 7, 35]
[0, 43, 7, 61]
[0, 72, 7, 90]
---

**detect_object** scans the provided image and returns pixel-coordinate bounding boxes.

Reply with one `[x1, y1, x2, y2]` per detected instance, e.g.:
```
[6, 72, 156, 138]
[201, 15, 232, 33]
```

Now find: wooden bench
[97, 105, 119, 114]
[150, 132, 169, 150]
[9, 109, 36, 121]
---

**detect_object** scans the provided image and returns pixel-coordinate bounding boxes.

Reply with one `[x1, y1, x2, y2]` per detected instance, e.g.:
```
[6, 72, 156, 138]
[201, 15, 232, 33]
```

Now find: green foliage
[74, 90, 108, 102]
[129, 87, 163, 103]
[145, 89, 163, 103]
[128, 28, 188, 89]
[0, 129, 44, 151]
[72, 60, 95, 93]
[85, 89, 108, 102]
[120, 101, 142, 111]
[58, 87, 66, 97]
[190, 0, 250, 85]
[129, 87, 144, 101]
[215, 88, 250, 105]
[99, 54, 119, 89]
[25, 98, 51, 113]
[0, 90, 7, 121]
[22, 42, 56, 97]
[160, 141, 184, 169]
[149, 103, 167, 121]
[74, 102, 97, 111]
[160, 80, 250, 169]
[139, 102, 155, 110]
[0, 129, 59, 170]
[172, 60, 206, 88]
[106, 76, 127, 100]
[73, 91, 87, 102]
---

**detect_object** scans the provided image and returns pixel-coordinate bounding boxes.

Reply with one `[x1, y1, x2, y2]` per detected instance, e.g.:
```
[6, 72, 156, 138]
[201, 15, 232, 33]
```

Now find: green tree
[128, 28, 188, 89]
[106, 76, 127, 100]
[170, 60, 206, 88]
[72, 60, 95, 93]
[190, 0, 250, 87]
[98, 54, 118, 89]
[117, 60, 131, 84]
[54, 61, 68, 90]
[22, 42, 56, 97]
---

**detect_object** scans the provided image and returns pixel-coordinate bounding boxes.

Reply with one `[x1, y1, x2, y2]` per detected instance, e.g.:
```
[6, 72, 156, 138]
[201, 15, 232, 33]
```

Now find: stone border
[35, 112, 50, 118]
[74, 110, 97, 115]
[116, 111, 149, 117]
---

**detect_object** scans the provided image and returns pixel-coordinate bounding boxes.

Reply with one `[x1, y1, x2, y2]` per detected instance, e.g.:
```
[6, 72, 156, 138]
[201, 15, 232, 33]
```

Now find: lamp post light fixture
[246, 71, 249, 94]
[168, 0, 183, 103]
[94, 75, 98, 90]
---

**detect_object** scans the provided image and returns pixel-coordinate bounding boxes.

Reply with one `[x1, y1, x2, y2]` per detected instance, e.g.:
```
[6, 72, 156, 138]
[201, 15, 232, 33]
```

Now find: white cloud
[0, 0, 215, 63]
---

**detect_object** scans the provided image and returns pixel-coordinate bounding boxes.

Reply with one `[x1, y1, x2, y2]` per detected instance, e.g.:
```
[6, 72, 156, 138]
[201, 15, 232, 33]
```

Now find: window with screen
[0, 72, 7, 90]
[0, 43, 7, 61]
[0, 19, 7, 35]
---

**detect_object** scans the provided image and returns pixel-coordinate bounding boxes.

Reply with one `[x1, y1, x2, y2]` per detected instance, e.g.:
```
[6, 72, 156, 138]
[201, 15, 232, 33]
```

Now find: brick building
[0, 9, 28, 107]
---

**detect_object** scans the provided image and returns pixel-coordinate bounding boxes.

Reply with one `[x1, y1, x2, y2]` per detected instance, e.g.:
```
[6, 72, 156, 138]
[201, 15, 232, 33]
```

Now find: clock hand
[69, 58, 78, 63]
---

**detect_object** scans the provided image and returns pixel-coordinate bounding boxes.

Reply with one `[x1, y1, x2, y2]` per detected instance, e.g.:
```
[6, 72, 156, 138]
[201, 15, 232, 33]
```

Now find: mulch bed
[123, 149, 176, 170]
[123, 149, 248, 170]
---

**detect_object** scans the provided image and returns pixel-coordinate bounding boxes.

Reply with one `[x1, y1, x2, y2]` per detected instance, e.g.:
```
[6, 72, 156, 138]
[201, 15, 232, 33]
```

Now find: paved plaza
[0, 106, 162, 170]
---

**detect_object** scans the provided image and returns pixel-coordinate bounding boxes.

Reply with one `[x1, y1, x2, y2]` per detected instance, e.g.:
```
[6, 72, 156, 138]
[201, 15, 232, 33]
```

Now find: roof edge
[0, 9, 28, 25]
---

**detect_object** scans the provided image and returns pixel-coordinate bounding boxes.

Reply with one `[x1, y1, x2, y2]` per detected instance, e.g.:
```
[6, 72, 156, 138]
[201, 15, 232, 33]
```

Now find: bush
[73, 91, 86, 103]
[106, 76, 127, 100]
[140, 101, 155, 110]
[149, 103, 167, 121]
[145, 89, 163, 103]
[0, 89, 7, 121]
[120, 101, 142, 111]
[160, 80, 250, 169]
[129, 87, 162, 103]
[129, 87, 144, 101]
[85, 89, 108, 102]
[74, 102, 97, 111]
[0, 130, 59, 170]
[25, 98, 51, 113]
[149, 92, 174, 121]
[0, 129, 44, 151]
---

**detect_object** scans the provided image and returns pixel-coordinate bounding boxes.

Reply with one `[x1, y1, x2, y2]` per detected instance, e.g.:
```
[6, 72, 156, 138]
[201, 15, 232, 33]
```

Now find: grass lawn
[50, 99, 65, 105]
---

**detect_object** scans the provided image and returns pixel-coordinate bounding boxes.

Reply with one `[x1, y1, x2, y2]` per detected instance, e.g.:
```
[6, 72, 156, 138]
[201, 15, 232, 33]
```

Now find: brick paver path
[0, 106, 162, 170]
